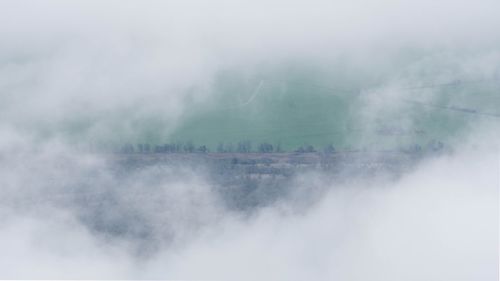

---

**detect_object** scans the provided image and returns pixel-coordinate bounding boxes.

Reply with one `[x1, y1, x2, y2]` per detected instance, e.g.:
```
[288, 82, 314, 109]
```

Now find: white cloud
[0, 1, 498, 279]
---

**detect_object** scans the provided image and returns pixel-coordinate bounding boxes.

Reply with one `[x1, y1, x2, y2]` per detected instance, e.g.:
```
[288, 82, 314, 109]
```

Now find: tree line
[118, 141, 338, 154]
[117, 139, 447, 155]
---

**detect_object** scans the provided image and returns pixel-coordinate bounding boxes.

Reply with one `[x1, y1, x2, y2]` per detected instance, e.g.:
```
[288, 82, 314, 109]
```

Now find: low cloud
[0, 0, 498, 279]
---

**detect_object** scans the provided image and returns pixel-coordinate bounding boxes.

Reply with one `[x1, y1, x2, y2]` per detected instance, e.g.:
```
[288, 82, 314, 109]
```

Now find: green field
[167, 69, 499, 151]
[49, 59, 498, 151]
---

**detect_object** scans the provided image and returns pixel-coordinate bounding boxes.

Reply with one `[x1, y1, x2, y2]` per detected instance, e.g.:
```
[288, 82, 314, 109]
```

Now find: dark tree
[163, 144, 171, 153]
[323, 144, 335, 154]
[121, 143, 134, 153]
[275, 143, 283, 153]
[295, 146, 305, 153]
[217, 142, 225, 153]
[177, 143, 183, 152]
[258, 142, 274, 153]
[153, 145, 162, 153]
[166, 143, 175, 153]
[427, 140, 444, 152]
[305, 145, 316, 153]
[295, 145, 315, 153]
[237, 141, 252, 153]
[183, 141, 195, 153]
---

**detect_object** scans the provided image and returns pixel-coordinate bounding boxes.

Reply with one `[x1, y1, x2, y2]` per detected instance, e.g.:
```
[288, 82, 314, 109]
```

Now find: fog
[0, 0, 498, 279]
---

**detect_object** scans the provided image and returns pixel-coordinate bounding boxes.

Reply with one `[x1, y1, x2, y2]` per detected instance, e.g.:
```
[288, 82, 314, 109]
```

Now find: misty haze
[0, 0, 499, 280]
